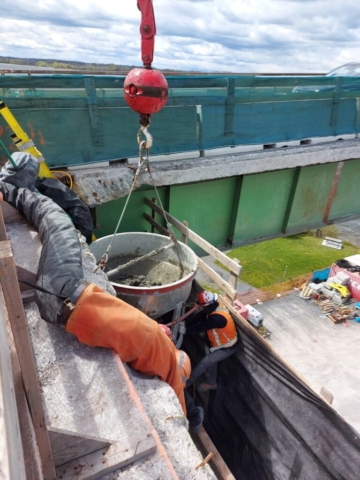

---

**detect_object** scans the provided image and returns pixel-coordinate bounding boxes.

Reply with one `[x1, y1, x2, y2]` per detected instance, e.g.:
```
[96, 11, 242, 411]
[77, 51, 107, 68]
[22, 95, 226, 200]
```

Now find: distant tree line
[0, 56, 200, 74]
[0, 56, 134, 72]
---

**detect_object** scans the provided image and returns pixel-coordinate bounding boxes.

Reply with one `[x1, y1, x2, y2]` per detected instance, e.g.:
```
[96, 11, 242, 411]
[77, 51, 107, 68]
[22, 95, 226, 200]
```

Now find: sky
[1, 0, 359, 74]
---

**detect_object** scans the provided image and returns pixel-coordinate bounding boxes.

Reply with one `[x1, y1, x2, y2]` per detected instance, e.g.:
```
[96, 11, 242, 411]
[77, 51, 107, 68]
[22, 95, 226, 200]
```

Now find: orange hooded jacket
[65, 283, 186, 414]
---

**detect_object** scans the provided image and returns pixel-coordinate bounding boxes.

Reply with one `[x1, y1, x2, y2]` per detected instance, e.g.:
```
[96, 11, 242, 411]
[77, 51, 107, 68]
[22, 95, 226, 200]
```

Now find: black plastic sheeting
[0, 153, 93, 243]
[0, 152, 39, 191]
[336, 259, 360, 273]
[0, 182, 84, 326]
[35, 177, 93, 244]
[183, 317, 360, 479]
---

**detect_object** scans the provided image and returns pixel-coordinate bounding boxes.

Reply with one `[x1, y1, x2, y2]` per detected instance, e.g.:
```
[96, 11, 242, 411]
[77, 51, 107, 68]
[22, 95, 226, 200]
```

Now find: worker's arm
[186, 313, 227, 335]
[185, 308, 207, 327]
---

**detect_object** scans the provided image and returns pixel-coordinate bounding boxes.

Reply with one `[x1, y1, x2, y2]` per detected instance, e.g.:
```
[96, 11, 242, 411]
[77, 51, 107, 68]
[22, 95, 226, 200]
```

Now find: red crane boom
[124, 0, 168, 127]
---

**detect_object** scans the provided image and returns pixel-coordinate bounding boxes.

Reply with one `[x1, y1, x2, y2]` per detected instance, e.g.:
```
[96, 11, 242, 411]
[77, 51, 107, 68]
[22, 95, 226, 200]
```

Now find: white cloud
[0, 0, 359, 73]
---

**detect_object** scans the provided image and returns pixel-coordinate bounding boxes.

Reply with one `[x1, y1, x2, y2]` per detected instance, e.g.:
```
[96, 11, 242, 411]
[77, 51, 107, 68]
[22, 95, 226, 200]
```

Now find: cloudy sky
[1, 0, 359, 73]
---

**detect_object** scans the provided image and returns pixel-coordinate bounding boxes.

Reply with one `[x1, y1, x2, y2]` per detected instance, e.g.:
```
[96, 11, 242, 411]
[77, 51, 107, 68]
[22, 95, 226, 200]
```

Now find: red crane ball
[124, 67, 168, 115]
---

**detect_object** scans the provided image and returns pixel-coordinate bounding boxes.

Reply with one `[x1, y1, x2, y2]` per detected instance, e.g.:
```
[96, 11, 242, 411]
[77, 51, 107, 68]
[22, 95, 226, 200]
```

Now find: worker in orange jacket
[185, 290, 238, 392]
[65, 283, 186, 415]
[159, 325, 204, 433]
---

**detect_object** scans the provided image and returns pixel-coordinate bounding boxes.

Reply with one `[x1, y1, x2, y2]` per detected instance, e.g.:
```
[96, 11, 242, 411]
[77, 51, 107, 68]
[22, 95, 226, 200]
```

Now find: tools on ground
[0, 100, 54, 178]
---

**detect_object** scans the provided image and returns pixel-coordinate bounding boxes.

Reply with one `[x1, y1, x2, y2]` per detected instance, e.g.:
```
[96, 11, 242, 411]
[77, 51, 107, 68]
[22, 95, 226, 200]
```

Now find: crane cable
[94, 123, 176, 273]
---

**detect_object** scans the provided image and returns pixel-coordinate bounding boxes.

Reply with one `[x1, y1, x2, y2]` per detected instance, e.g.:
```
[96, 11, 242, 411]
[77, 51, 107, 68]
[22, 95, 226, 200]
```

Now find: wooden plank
[181, 220, 189, 244]
[150, 197, 157, 234]
[21, 289, 36, 304]
[197, 258, 237, 301]
[49, 427, 111, 467]
[0, 202, 24, 224]
[0, 211, 56, 480]
[5, 319, 42, 480]
[16, 265, 36, 291]
[56, 434, 156, 479]
[194, 427, 235, 480]
[320, 387, 334, 405]
[144, 198, 241, 276]
[228, 258, 241, 299]
[145, 208, 238, 300]
[143, 213, 168, 236]
[0, 290, 27, 480]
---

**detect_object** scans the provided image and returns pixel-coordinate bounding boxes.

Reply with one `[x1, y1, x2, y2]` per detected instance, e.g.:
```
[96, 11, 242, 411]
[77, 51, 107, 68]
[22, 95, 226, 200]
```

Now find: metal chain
[145, 155, 177, 242]
[94, 123, 176, 272]
[94, 136, 147, 272]
[138, 124, 177, 242]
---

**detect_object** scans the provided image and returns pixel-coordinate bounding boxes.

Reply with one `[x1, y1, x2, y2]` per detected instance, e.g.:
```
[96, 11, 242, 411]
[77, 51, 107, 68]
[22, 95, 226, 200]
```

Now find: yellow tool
[0, 100, 54, 178]
[328, 283, 350, 298]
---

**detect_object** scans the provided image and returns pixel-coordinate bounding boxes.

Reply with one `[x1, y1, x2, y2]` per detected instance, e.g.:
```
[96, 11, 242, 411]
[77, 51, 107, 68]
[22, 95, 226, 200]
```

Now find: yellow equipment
[0, 100, 54, 179]
[328, 283, 350, 298]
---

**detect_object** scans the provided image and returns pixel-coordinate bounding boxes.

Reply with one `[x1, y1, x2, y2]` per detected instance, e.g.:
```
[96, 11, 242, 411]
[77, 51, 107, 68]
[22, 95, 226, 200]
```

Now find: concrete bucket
[89, 233, 198, 318]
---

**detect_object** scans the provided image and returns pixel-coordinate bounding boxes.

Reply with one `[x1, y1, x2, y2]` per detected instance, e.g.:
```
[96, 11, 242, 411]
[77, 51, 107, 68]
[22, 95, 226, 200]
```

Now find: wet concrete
[107, 257, 189, 287]
[106, 256, 190, 287]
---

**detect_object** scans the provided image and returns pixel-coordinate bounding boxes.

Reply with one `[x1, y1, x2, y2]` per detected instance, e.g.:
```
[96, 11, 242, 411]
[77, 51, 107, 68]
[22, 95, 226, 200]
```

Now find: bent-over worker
[185, 291, 238, 392]
[65, 283, 187, 415]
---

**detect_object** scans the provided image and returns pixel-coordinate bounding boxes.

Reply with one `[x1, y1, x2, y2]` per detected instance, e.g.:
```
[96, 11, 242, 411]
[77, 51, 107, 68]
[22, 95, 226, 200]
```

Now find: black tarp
[35, 177, 93, 244]
[0, 182, 84, 326]
[183, 296, 360, 480]
[0, 153, 93, 243]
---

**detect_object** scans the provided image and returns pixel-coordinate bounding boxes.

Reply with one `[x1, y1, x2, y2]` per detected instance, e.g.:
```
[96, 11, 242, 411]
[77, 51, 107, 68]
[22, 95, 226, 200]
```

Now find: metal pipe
[165, 303, 198, 327]
[0, 139, 17, 169]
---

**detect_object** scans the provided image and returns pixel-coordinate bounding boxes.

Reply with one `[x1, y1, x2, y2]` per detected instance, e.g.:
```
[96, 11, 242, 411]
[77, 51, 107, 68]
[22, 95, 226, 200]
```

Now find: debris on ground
[312, 299, 356, 323]
[299, 283, 358, 324]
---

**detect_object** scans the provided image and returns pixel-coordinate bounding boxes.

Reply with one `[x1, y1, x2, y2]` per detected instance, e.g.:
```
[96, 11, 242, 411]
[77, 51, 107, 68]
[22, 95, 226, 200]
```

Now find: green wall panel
[329, 158, 360, 219]
[286, 163, 338, 230]
[93, 159, 360, 250]
[231, 170, 295, 243]
[168, 179, 237, 253]
[95, 187, 167, 239]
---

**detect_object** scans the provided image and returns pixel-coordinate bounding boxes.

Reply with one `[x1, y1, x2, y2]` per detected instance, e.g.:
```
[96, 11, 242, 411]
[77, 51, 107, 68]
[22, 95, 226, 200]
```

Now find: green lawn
[222, 233, 359, 288]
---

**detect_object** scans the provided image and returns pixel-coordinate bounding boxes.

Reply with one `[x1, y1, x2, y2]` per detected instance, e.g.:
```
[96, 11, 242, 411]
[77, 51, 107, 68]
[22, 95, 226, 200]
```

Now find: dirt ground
[253, 291, 360, 434]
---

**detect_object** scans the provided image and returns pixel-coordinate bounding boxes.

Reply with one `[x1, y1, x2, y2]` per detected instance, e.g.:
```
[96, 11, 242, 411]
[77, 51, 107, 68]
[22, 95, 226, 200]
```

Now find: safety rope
[95, 122, 176, 272]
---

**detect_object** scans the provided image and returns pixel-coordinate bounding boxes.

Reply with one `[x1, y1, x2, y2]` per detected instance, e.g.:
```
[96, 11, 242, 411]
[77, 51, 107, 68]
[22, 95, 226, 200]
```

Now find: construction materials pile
[299, 270, 360, 324]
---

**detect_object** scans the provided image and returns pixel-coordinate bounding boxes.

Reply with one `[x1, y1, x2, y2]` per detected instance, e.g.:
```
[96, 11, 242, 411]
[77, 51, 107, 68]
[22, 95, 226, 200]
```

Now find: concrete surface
[254, 292, 360, 434]
[336, 217, 360, 248]
[72, 138, 360, 206]
[8, 214, 216, 479]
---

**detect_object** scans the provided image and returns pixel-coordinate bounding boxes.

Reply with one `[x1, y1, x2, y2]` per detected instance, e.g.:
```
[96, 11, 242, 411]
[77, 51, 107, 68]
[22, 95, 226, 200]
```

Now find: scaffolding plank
[0, 209, 55, 479]
[49, 427, 111, 467]
[55, 434, 156, 479]
[194, 428, 235, 480]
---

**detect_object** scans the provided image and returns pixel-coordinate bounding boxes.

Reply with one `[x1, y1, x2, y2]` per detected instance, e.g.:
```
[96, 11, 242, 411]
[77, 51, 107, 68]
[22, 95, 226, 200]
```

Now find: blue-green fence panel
[0, 74, 359, 167]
